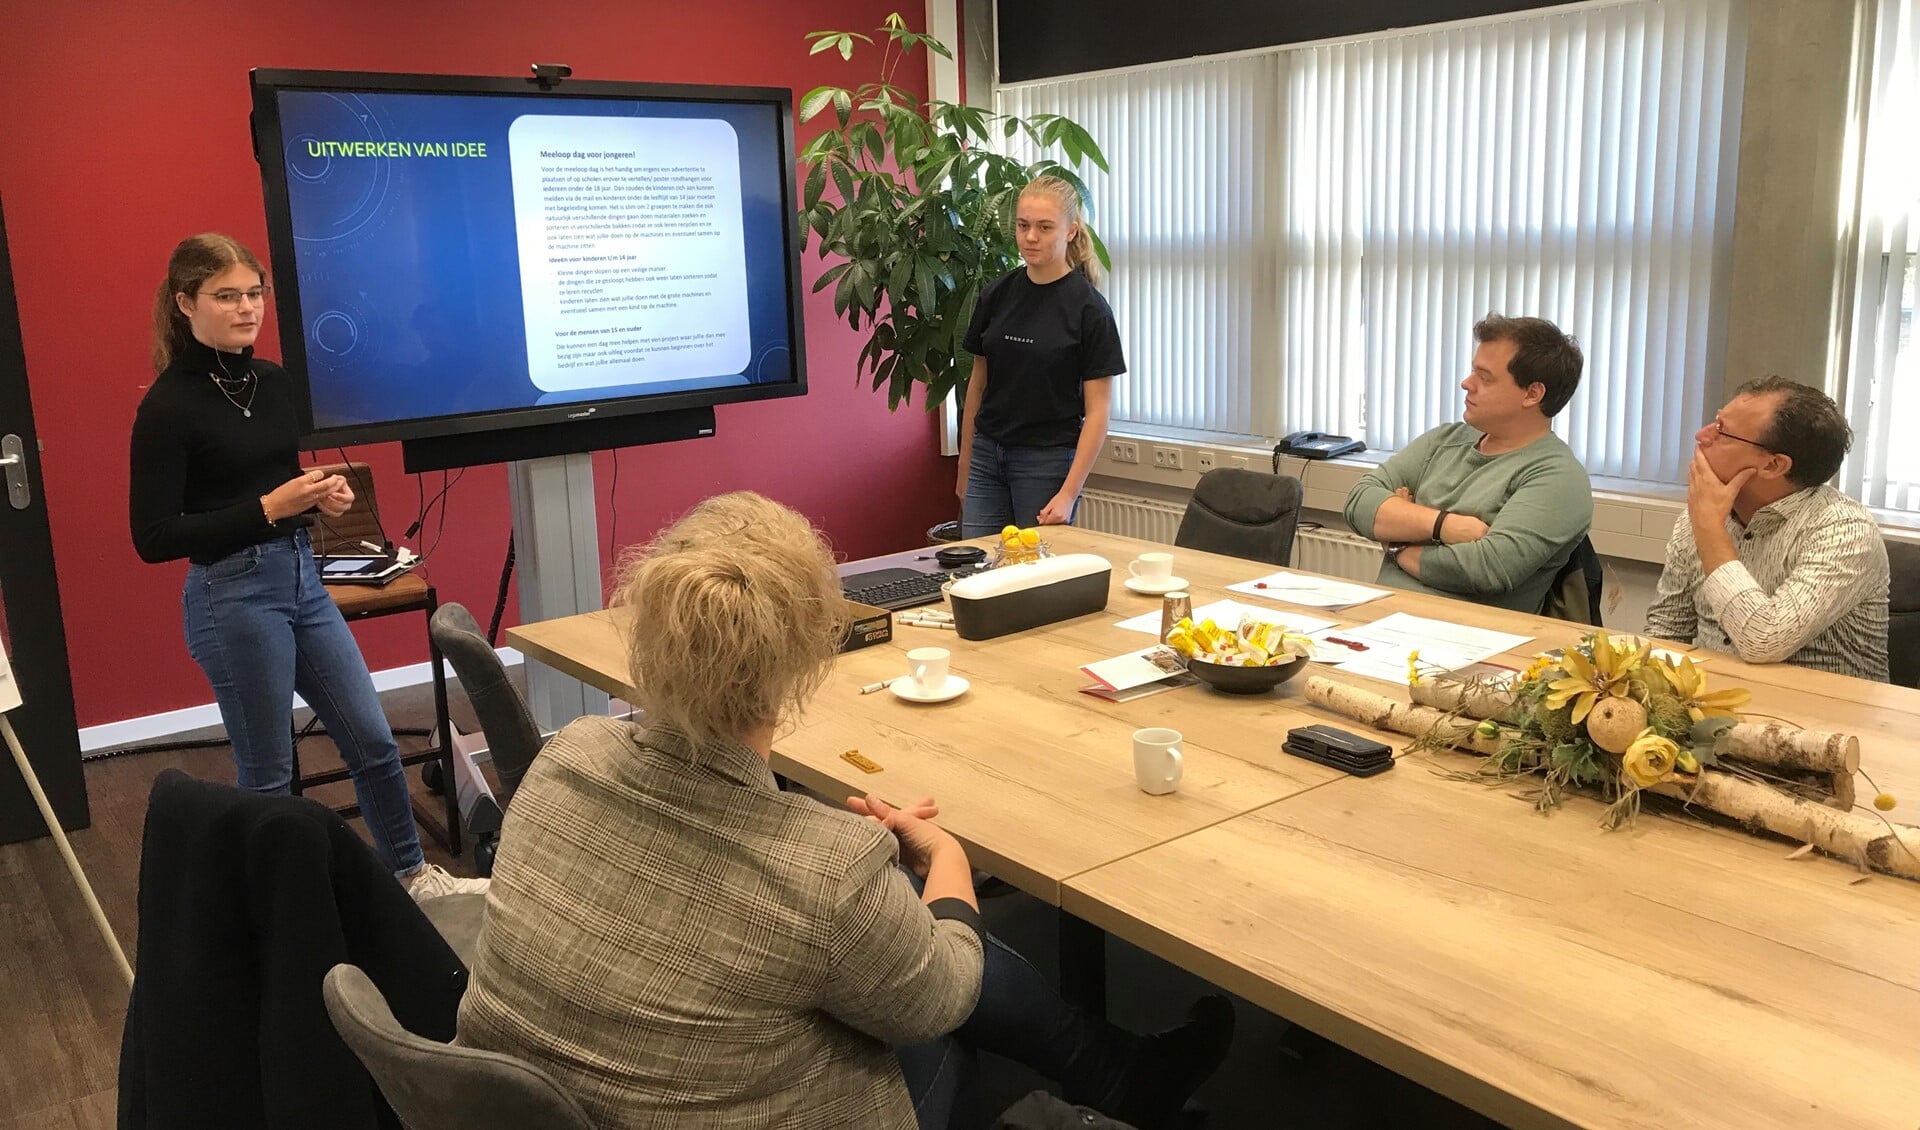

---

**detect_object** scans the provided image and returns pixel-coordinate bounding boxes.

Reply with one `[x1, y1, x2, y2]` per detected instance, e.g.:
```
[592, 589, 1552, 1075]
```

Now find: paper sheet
[1226, 570, 1393, 610]
[1311, 612, 1533, 684]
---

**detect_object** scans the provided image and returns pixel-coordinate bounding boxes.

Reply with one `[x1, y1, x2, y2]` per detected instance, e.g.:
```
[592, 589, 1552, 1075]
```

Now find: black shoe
[1113, 995, 1236, 1129]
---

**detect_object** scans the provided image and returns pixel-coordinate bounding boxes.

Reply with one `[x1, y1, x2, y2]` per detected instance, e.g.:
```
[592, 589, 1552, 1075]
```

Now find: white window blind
[1833, 0, 1920, 511]
[997, 0, 1741, 484]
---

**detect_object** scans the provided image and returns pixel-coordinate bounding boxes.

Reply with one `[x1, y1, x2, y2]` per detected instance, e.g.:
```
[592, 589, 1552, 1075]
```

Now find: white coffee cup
[907, 647, 951, 693]
[1132, 727, 1184, 795]
[1129, 552, 1175, 581]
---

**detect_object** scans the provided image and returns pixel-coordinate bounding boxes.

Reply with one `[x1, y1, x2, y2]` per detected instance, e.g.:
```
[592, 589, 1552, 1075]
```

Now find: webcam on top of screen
[529, 63, 573, 89]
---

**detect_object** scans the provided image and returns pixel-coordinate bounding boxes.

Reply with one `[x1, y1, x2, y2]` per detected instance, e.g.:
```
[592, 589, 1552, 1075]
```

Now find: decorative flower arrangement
[1298, 631, 1920, 879]
[1468, 631, 1758, 825]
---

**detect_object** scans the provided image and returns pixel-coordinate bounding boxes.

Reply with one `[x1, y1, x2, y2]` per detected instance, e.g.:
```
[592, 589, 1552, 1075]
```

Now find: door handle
[2, 434, 29, 509]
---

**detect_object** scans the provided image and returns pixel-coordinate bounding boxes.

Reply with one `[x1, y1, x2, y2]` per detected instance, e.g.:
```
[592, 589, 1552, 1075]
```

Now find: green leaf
[859, 122, 886, 166]
[830, 159, 857, 207]
[798, 85, 839, 124]
[808, 37, 841, 56]
[802, 161, 827, 210]
[914, 257, 938, 314]
[833, 88, 853, 127]
[838, 35, 856, 61]
[811, 260, 852, 294]
[1067, 122, 1109, 172]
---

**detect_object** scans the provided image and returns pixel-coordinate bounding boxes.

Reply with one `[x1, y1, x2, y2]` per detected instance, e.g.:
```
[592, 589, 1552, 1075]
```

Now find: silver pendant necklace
[209, 353, 257, 418]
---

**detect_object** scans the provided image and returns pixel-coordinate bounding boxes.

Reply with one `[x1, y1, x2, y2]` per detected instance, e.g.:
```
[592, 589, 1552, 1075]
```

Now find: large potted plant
[798, 13, 1108, 410]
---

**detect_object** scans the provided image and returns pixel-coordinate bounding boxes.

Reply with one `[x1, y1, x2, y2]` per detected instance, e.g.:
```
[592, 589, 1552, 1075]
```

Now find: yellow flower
[1876, 792, 1898, 811]
[1621, 728, 1681, 789]
[1544, 630, 1647, 724]
[1407, 649, 1422, 686]
[1660, 655, 1750, 721]
[1517, 655, 1555, 685]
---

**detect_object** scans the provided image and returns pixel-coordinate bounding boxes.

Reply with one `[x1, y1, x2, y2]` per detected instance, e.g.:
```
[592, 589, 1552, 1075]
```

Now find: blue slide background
[272, 89, 794, 431]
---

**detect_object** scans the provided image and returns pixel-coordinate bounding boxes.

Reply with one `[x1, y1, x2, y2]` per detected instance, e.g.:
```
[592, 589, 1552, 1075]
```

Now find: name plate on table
[947, 553, 1111, 640]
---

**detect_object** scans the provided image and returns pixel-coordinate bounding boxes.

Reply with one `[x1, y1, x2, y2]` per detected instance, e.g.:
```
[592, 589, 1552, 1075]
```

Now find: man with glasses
[1645, 377, 1889, 681]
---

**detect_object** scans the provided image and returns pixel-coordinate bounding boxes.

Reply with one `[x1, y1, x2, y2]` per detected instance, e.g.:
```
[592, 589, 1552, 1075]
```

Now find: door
[0, 193, 87, 842]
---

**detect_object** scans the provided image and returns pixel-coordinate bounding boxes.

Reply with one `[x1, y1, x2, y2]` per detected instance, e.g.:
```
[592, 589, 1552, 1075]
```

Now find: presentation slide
[508, 115, 750, 392]
[271, 89, 794, 432]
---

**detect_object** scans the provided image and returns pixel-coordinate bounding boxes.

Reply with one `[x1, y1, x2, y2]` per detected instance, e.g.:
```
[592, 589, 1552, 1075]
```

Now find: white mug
[1132, 727, 1184, 795]
[907, 647, 951, 693]
[1129, 552, 1175, 581]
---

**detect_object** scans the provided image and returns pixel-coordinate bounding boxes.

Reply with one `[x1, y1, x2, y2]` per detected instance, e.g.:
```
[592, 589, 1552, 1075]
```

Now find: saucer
[1124, 575, 1189, 596]
[889, 675, 971, 704]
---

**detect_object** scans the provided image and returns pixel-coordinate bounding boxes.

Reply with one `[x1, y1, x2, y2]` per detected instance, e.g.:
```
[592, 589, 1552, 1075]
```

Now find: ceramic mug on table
[1132, 727, 1184, 795]
[907, 647, 951, 694]
[1129, 552, 1175, 581]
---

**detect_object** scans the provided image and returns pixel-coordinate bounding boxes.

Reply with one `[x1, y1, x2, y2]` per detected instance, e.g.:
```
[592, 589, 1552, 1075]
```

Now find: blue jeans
[895, 898, 1131, 1129]
[182, 529, 425, 876]
[962, 433, 1078, 538]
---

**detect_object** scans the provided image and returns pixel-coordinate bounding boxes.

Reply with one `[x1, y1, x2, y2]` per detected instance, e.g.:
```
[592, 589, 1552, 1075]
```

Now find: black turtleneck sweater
[130, 338, 310, 566]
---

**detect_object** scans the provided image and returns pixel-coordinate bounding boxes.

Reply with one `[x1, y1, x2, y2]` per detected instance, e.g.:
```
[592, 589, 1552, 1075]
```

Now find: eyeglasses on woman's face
[197, 285, 272, 310]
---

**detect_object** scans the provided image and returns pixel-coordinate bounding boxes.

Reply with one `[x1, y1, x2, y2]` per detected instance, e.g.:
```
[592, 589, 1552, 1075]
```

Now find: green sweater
[1343, 423, 1594, 613]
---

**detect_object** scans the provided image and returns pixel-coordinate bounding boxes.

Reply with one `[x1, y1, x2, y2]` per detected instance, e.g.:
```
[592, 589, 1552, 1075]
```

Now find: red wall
[0, 1, 954, 729]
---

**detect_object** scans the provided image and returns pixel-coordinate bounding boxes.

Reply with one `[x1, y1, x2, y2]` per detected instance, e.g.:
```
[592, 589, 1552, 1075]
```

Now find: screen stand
[507, 453, 611, 731]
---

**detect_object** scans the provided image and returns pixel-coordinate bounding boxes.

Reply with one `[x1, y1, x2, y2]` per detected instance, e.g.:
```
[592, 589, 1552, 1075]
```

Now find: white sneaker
[407, 862, 490, 902]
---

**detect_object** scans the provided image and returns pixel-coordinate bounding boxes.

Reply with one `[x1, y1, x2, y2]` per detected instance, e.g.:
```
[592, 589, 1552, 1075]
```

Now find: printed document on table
[1113, 599, 1336, 638]
[1316, 612, 1533, 683]
[1226, 570, 1393, 610]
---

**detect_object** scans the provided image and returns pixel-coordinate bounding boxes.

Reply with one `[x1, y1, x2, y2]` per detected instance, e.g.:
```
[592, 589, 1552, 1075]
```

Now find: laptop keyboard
[841, 567, 953, 611]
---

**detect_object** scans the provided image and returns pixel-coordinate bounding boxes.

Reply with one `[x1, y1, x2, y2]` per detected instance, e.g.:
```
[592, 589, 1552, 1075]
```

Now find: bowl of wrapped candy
[1164, 614, 1315, 695]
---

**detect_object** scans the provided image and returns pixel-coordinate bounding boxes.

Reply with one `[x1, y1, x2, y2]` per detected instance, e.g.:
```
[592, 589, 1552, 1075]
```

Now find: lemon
[1018, 528, 1041, 548]
[1001, 525, 1020, 542]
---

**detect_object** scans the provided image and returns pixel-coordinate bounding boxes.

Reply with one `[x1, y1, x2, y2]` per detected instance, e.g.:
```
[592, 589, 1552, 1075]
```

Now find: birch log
[1409, 678, 1519, 722]
[1305, 675, 1920, 880]
[1304, 676, 1507, 757]
[1652, 772, 1920, 880]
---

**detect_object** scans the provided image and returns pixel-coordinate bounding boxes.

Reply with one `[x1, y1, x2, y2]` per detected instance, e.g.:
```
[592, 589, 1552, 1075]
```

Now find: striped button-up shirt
[1645, 484, 1889, 681]
[457, 716, 985, 1128]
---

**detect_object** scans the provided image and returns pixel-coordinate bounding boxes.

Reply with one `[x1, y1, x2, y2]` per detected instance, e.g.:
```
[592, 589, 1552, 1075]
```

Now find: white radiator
[1291, 528, 1384, 583]
[1077, 489, 1382, 583]
[1077, 489, 1184, 542]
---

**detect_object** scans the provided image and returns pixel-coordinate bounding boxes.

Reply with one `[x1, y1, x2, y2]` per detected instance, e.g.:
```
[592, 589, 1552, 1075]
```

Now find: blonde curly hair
[612, 492, 849, 746]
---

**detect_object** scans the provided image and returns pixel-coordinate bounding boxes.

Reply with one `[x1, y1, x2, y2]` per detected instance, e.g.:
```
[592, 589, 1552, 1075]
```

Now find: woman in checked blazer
[457, 491, 1232, 1129]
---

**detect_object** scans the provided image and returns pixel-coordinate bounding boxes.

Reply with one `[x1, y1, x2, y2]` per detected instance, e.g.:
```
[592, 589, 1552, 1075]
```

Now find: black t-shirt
[962, 267, 1126, 448]
[129, 337, 308, 566]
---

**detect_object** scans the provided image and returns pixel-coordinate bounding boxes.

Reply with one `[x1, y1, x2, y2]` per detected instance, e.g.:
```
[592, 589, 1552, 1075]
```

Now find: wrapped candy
[1163, 614, 1313, 667]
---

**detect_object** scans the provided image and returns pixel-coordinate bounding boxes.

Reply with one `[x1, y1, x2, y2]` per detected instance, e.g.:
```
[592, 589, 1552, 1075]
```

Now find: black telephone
[1275, 431, 1366, 461]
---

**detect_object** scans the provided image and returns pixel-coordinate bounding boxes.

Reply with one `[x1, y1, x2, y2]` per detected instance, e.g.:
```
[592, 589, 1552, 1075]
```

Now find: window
[1832, 0, 1920, 511]
[998, 0, 1742, 484]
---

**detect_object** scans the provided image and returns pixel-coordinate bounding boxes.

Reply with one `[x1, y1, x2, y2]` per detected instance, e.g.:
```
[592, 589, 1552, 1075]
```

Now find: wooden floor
[0, 683, 477, 1130]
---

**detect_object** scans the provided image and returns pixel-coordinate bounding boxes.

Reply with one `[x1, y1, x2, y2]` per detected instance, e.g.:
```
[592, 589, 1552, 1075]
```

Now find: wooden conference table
[508, 526, 1920, 1130]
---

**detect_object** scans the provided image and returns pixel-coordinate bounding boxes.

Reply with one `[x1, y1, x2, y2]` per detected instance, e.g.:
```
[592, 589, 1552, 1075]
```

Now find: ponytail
[1065, 224, 1101, 288]
[150, 233, 265, 373]
[1020, 175, 1103, 288]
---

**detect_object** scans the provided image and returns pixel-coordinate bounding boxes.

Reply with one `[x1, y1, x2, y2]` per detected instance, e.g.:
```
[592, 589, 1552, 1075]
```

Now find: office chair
[1541, 534, 1605, 627]
[322, 963, 595, 1130]
[1885, 539, 1920, 687]
[1174, 467, 1305, 566]
[430, 602, 544, 801]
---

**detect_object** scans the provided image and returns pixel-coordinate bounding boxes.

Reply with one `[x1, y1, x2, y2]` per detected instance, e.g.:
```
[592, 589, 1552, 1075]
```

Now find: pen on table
[897, 617, 956, 630]
[859, 678, 897, 694]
